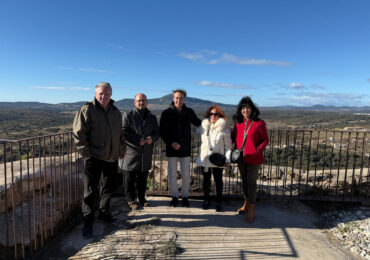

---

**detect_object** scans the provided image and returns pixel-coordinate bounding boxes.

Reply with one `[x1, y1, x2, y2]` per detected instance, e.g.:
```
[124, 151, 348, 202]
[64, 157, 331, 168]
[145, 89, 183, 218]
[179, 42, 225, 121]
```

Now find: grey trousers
[167, 157, 190, 198]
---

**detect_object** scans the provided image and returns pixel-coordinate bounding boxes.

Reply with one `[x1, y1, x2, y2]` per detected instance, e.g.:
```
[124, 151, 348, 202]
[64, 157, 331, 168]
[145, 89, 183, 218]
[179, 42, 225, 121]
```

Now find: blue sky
[1, 0, 369, 106]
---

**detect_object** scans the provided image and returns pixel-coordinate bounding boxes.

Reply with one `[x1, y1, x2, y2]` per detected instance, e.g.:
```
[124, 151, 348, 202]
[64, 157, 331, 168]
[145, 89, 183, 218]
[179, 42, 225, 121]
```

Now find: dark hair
[204, 104, 226, 119]
[232, 96, 260, 123]
[172, 89, 187, 97]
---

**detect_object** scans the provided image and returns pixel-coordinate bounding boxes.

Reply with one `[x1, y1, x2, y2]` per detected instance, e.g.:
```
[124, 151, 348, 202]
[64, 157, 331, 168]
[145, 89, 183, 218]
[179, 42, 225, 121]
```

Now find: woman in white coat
[196, 105, 232, 211]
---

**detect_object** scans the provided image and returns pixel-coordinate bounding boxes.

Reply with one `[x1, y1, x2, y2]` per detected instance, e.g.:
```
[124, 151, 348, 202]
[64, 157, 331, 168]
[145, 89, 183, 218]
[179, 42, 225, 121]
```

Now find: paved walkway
[127, 197, 356, 260]
[35, 196, 359, 259]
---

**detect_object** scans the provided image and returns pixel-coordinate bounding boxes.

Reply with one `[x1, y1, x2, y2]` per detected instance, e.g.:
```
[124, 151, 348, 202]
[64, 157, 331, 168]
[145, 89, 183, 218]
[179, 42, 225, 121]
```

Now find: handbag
[231, 121, 253, 163]
[209, 152, 226, 167]
[207, 126, 226, 167]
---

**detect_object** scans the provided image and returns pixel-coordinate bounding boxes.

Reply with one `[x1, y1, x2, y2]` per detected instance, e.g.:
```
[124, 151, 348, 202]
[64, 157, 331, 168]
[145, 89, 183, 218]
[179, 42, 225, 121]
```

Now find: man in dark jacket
[160, 89, 201, 207]
[73, 82, 125, 238]
[122, 93, 159, 210]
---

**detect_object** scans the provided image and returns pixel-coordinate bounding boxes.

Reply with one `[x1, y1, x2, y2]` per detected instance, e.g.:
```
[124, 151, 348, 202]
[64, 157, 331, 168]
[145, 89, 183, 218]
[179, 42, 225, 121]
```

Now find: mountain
[1, 97, 370, 113]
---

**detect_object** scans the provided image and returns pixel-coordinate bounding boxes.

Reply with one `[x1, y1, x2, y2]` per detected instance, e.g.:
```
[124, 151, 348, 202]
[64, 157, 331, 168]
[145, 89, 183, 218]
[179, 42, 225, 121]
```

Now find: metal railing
[1, 129, 369, 258]
[0, 133, 82, 259]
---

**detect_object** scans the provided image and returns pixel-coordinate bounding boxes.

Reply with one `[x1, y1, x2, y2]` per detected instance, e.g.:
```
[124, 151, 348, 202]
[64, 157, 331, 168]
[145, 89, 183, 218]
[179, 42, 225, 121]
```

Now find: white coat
[195, 117, 232, 171]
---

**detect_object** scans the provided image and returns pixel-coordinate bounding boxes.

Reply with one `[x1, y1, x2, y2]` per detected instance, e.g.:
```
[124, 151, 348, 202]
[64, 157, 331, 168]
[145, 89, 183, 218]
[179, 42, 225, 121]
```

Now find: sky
[1, 0, 370, 107]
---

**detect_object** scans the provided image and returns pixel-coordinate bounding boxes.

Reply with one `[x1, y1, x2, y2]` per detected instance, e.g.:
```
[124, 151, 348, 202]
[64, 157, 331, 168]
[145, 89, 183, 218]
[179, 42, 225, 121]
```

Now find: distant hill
[1, 96, 370, 113]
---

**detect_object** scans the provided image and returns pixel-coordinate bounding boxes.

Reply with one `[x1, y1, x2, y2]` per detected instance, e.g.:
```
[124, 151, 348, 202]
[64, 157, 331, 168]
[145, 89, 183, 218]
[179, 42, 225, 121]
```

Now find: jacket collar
[202, 117, 227, 132]
[169, 102, 188, 111]
[92, 98, 115, 111]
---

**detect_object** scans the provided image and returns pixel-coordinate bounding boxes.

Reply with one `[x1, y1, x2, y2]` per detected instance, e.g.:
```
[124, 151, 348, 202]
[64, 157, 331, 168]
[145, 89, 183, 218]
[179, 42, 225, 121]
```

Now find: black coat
[160, 103, 201, 157]
[122, 108, 159, 172]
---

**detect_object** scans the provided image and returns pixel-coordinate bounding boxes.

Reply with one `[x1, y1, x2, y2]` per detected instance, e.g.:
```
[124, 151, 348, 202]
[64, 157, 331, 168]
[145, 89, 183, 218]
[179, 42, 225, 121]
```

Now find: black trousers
[202, 167, 223, 203]
[82, 157, 117, 220]
[127, 170, 149, 204]
[238, 163, 259, 204]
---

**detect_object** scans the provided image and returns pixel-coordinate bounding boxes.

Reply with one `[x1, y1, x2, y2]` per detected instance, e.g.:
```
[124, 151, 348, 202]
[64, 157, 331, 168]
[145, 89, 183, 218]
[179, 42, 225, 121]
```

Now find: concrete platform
[34, 196, 359, 259]
[128, 196, 357, 259]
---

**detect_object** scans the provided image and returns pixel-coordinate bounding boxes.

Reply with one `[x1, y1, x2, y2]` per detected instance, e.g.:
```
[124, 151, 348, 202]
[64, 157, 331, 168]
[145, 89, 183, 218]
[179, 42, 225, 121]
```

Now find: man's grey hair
[95, 82, 112, 92]
[134, 93, 147, 100]
[172, 89, 187, 97]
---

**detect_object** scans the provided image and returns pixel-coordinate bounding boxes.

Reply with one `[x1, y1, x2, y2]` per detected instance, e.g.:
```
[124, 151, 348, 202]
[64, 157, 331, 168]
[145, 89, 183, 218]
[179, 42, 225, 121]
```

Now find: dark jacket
[72, 98, 125, 161]
[122, 108, 160, 172]
[160, 103, 201, 157]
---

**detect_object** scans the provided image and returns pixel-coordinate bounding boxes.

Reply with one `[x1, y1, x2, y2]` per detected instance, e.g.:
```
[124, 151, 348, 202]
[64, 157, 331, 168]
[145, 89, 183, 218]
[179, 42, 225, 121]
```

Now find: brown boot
[237, 199, 248, 214]
[246, 203, 255, 223]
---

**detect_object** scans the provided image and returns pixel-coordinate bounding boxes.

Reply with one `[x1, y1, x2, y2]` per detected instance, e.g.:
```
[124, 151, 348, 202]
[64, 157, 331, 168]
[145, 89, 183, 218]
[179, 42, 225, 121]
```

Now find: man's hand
[145, 136, 153, 145]
[171, 142, 181, 150]
[139, 138, 146, 146]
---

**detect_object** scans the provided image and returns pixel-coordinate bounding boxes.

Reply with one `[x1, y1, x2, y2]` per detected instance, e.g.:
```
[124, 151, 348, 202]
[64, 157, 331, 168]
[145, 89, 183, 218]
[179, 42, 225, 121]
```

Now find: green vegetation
[0, 109, 75, 140]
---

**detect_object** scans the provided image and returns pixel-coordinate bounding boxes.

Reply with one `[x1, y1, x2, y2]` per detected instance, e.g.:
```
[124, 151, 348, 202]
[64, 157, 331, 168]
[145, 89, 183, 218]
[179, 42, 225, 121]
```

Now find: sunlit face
[241, 105, 252, 120]
[173, 92, 185, 110]
[134, 94, 148, 110]
[209, 108, 220, 123]
[95, 86, 112, 109]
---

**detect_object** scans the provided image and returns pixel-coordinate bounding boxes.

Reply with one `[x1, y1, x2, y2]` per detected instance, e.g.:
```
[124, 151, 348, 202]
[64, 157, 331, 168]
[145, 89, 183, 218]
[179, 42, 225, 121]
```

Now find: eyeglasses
[210, 113, 219, 117]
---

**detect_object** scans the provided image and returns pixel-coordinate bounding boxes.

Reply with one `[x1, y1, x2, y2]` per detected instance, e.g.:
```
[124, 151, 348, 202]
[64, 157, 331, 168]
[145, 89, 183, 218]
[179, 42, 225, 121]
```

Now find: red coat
[232, 119, 269, 165]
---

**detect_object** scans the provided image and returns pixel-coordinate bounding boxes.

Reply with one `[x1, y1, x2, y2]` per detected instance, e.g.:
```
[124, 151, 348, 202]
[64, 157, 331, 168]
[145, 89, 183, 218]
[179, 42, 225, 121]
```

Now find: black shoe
[139, 198, 150, 207]
[97, 211, 116, 223]
[82, 220, 93, 238]
[215, 204, 222, 212]
[169, 197, 178, 207]
[202, 200, 210, 210]
[182, 197, 189, 207]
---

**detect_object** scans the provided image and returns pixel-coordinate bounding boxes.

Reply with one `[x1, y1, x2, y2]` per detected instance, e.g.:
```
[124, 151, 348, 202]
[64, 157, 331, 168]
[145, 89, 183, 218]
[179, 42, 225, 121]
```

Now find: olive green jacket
[72, 98, 125, 161]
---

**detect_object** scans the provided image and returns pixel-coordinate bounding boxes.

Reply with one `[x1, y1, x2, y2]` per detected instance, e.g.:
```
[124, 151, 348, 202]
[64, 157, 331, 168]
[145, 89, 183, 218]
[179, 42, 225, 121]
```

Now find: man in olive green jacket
[73, 82, 125, 238]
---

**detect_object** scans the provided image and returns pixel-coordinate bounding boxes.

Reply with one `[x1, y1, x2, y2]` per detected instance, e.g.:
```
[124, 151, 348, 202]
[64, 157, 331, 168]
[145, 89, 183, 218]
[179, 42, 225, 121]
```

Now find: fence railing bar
[335, 132, 344, 202]
[343, 132, 351, 201]
[38, 138, 44, 247]
[10, 143, 17, 259]
[3, 142, 10, 256]
[351, 132, 359, 201]
[49, 136, 54, 237]
[26, 140, 32, 255]
[319, 131, 328, 200]
[305, 131, 313, 200]
[31, 139, 37, 251]
[328, 131, 335, 199]
[297, 130, 305, 199]
[42, 138, 48, 240]
[18, 141, 25, 258]
[312, 131, 320, 198]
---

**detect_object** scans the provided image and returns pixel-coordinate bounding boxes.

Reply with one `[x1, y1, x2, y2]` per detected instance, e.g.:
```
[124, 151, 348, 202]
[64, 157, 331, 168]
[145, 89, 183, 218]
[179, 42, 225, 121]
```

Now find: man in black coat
[160, 89, 201, 207]
[122, 93, 159, 210]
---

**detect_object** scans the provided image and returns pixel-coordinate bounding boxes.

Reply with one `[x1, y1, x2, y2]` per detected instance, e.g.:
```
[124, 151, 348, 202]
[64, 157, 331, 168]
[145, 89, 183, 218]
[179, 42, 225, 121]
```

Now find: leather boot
[237, 199, 248, 214]
[246, 203, 255, 223]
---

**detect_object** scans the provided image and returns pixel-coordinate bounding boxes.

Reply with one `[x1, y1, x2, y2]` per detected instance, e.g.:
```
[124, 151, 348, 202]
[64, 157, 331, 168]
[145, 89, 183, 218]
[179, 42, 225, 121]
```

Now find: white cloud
[178, 51, 292, 67]
[178, 52, 206, 62]
[196, 80, 251, 89]
[57, 66, 74, 70]
[79, 68, 116, 74]
[271, 92, 367, 106]
[289, 82, 305, 89]
[107, 43, 124, 50]
[33, 86, 90, 91]
[280, 82, 326, 91]
[58, 66, 116, 74]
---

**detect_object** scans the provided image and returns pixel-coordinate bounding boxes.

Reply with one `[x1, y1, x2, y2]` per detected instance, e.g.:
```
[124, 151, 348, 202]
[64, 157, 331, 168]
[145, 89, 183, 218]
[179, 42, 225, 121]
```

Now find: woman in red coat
[232, 96, 269, 222]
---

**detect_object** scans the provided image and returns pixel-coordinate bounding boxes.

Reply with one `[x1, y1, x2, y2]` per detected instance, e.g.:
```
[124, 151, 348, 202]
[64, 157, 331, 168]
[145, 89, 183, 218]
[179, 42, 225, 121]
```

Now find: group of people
[72, 82, 269, 238]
